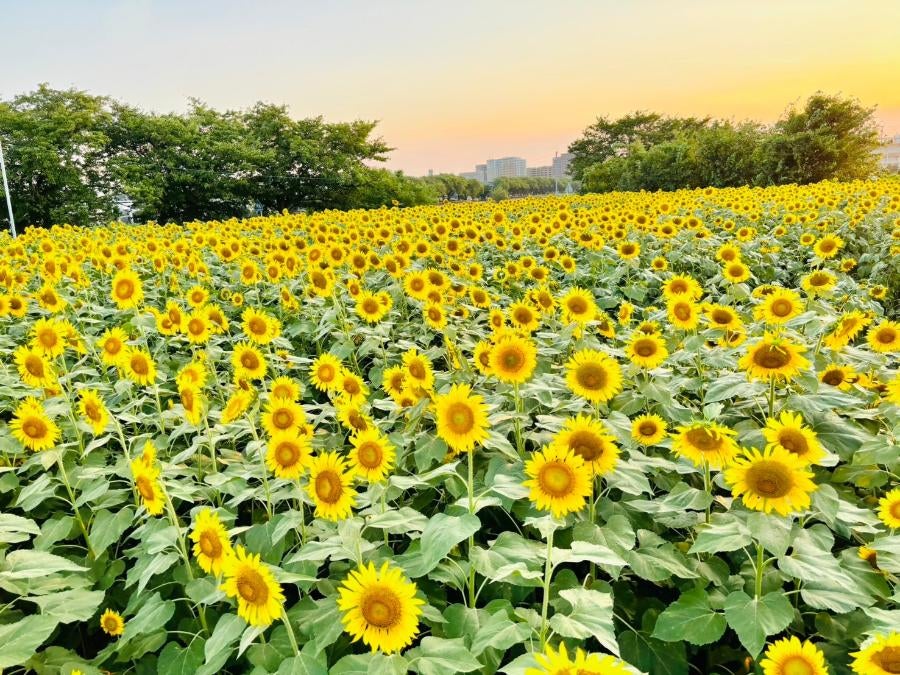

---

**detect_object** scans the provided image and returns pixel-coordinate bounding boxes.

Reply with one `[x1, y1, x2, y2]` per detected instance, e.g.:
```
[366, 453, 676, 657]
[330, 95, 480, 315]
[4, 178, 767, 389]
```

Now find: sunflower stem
[56, 453, 95, 559]
[512, 383, 524, 457]
[163, 486, 210, 637]
[539, 527, 555, 647]
[703, 460, 712, 524]
[754, 541, 765, 599]
[280, 605, 300, 656]
[467, 448, 477, 608]
[248, 416, 274, 520]
[767, 378, 777, 419]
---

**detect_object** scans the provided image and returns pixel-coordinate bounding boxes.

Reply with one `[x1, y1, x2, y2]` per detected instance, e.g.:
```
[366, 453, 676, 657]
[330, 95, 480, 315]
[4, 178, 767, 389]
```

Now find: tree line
[0, 85, 442, 229]
[568, 93, 884, 193]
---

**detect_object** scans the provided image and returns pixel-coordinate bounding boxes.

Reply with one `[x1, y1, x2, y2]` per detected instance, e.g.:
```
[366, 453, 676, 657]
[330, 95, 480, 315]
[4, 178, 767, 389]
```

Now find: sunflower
[724, 446, 816, 516]
[221, 545, 285, 627]
[110, 269, 144, 309]
[265, 430, 312, 480]
[551, 414, 619, 476]
[723, 260, 751, 283]
[182, 310, 211, 344]
[565, 349, 622, 403]
[560, 287, 597, 325]
[348, 428, 396, 482]
[221, 388, 254, 424]
[270, 376, 301, 402]
[626, 333, 668, 370]
[673, 421, 739, 468]
[190, 508, 234, 576]
[760, 636, 829, 675]
[14, 344, 55, 388]
[402, 348, 435, 392]
[433, 383, 490, 454]
[10, 397, 60, 451]
[490, 333, 537, 384]
[35, 283, 66, 313]
[819, 363, 856, 390]
[850, 633, 900, 675]
[814, 233, 843, 259]
[337, 370, 370, 404]
[888, 373, 900, 406]
[739, 333, 809, 381]
[663, 274, 703, 302]
[631, 414, 668, 445]
[261, 398, 305, 437]
[523, 446, 592, 518]
[859, 545, 879, 570]
[801, 270, 837, 295]
[232, 342, 267, 380]
[176, 361, 208, 389]
[31, 317, 66, 357]
[179, 384, 204, 425]
[867, 321, 900, 353]
[667, 299, 701, 331]
[508, 301, 540, 333]
[122, 346, 157, 386]
[99, 609, 125, 637]
[336, 399, 374, 434]
[130, 457, 165, 516]
[472, 341, 493, 376]
[308, 451, 356, 521]
[526, 643, 632, 675]
[756, 288, 803, 325]
[878, 487, 900, 529]
[242, 307, 281, 345]
[309, 353, 342, 392]
[824, 311, 872, 350]
[337, 561, 424, 654]
[78, 389, 110, 435]
[764, 411, 824, 465]
[705, 304, 742, 331]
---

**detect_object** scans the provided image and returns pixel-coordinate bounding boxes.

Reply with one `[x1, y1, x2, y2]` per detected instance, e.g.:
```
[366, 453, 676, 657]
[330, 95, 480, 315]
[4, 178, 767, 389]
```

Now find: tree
[759, 93, 880, 185]
[0, 85, 116, 229]
[568, 112, 710, 180]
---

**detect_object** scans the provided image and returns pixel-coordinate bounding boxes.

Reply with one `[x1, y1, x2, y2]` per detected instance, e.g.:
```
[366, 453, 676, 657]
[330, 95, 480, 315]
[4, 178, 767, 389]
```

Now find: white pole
[0, 137, 15, 238]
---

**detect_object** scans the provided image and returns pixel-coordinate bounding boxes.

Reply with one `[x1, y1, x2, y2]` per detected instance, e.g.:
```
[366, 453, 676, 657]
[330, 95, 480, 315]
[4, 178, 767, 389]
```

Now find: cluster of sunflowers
[0, 177, 899, 675]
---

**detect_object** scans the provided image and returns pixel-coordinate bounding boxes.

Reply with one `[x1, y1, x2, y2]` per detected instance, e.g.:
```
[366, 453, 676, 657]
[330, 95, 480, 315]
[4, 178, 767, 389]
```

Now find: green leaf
[689, 513, 752, 554]
[651, 587, 726, 646]
[121, 592, 175, 646]
[469, 611, 531, 656]
[331, 653, 409, 675]
[703, 372, 760, 403]
[157, 640, 205, 675]
[723, 591, 793, 657]
[0, 549, 87, 579]
[276, 654, 329, 675]
[619, 630, 687, 675]
[0, 615, 59, 668]
[407, 637, 481, 675]
[197, 613, 245, 674]
[395, 513, 480, 578]
[548, 587, 618, 655]
[89, 508, 134, 555]
[0, 513, 41, 544]
[28, 588, 105, 624]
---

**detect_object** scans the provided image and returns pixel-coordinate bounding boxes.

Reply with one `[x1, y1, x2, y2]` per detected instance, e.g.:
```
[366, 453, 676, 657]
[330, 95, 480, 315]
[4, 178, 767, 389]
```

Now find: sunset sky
[5, 0, 900, 176]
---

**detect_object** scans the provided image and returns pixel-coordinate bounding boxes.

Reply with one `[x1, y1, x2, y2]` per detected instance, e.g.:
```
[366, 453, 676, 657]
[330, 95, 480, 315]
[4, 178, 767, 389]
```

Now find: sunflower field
[0, 178, 899, 675]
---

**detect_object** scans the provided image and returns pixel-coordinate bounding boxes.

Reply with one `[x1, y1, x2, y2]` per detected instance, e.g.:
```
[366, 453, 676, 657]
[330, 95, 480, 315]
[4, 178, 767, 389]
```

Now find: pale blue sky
[4, 0, 899, 175]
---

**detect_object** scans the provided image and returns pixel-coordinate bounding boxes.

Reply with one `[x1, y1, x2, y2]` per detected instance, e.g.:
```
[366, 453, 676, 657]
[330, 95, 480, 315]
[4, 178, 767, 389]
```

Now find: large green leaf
[723, 591, 794, 657]
[548, 587, 618, 655]
[394, 513, 481, 578]
[651, 587, 727, 646]
[0, 615, 59, 668]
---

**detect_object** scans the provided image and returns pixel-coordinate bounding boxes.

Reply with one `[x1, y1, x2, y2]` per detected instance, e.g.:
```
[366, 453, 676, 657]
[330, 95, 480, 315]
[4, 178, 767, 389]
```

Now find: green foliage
[575, 93, 882, 192]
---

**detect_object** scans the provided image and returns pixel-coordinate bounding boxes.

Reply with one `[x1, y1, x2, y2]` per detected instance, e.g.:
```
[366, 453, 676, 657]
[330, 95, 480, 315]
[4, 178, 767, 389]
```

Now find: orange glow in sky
[4, 1, 899, 176]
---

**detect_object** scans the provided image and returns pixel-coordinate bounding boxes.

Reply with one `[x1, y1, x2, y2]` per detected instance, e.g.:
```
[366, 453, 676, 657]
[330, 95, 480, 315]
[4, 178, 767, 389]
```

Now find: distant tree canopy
[0, 85, 439, 229]
[571, 93, 882, 194]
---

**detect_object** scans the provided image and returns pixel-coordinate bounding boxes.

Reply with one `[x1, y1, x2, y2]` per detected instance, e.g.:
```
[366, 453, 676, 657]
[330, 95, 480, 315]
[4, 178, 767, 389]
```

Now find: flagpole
[0, 137, 16, 238]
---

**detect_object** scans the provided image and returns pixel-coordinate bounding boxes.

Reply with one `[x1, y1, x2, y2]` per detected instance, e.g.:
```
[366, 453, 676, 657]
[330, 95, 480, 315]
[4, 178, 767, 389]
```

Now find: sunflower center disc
[361, 590, 401, 628]
[540, 462, 574, 497]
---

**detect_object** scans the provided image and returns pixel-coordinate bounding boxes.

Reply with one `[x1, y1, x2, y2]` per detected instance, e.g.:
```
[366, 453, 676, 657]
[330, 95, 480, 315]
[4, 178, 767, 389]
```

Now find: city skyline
[3, 1, 900, 176]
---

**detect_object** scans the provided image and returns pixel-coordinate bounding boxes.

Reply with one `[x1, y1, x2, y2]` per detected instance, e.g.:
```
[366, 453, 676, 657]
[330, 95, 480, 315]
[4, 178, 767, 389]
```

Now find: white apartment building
[876, 135, 900, 172]
[552, 152, 574, 178]
[486, 157, 527, 181]
[527, 165, 553, 178]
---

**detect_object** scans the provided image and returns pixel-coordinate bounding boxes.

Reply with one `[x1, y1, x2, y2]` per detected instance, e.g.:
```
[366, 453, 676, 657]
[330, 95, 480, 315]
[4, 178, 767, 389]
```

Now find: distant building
[459, 171, 478, 180]
[527, 165, 553, 178]
[876, 135, 900, 172]
[486, 157, 526, 181]
[475, 164, 487, 183]
[552, 152, 574, 178]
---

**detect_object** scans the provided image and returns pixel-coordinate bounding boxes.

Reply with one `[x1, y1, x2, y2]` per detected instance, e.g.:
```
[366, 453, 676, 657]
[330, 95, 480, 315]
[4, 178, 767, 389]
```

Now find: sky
[3, 0, 900, 176]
